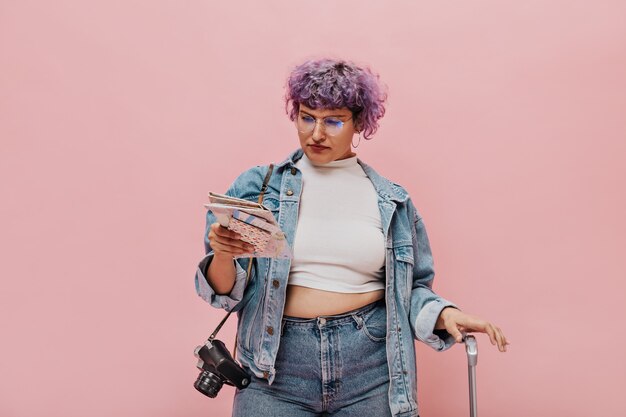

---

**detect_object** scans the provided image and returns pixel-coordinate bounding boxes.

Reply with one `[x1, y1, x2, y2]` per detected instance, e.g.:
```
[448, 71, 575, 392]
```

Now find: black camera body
[194, 339, 251, 398]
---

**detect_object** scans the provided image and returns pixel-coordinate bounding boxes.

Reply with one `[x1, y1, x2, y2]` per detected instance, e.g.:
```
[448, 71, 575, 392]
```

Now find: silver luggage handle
[463, 334, 478, 417]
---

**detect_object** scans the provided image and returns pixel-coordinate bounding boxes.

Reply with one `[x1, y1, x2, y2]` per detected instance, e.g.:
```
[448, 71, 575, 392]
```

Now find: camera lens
[194, 370, 224, 398]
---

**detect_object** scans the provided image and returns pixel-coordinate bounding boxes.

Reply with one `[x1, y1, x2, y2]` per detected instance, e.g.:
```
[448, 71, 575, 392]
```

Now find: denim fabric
[232, 299, 394, 417]
[195, 148, 459, 417]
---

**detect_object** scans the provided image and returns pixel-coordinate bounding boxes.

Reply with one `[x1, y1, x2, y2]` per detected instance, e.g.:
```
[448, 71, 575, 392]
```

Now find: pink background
[1, 1, 625, 416]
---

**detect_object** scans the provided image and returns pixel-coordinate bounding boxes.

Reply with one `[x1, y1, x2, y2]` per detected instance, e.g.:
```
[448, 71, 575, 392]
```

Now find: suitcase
[464, 334, 478, 417]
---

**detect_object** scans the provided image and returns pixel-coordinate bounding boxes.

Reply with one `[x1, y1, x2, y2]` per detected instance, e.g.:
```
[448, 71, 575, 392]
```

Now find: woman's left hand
[435, 307, 510, 352]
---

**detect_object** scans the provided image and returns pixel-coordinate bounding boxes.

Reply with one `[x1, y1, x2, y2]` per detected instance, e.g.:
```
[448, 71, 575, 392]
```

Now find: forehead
[299, 104, 352, 117]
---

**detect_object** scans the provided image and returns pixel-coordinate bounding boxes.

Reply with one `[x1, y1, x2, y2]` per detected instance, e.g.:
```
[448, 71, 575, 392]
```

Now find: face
[296, 104, 358, 164]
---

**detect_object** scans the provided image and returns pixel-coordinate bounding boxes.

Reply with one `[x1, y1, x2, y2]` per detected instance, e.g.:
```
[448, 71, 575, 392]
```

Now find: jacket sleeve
[408, 208, 461, 352]
[194, 234, 250, 312]
[193, 167, 263, 312]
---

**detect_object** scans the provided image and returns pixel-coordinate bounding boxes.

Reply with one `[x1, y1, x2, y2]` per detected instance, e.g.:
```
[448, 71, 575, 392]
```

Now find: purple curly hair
[284, 58, 388, 140]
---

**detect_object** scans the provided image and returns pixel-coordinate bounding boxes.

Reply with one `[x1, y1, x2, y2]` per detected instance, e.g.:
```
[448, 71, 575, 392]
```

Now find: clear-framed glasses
[296, 113, 352, 136]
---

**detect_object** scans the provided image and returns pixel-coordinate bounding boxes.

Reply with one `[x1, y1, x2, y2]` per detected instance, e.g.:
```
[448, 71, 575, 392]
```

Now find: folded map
[204, 192, 292, 259]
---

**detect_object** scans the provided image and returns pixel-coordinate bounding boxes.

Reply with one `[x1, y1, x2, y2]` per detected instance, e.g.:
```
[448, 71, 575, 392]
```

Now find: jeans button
[266, 326, 274, 335]
[319, 317, 326, 325]
[286, 189, 294, 196]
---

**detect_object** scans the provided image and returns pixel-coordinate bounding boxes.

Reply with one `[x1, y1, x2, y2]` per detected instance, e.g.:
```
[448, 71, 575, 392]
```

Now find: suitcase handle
[463, 334, 478, 417]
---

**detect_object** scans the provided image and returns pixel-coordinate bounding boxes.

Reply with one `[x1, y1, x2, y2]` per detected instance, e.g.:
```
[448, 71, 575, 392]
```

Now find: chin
[303, 148, 323, 157]
[306, 152, 334, 163]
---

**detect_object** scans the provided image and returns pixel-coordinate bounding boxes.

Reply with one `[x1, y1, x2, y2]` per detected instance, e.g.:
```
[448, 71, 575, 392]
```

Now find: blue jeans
[232, 298, 394, 416]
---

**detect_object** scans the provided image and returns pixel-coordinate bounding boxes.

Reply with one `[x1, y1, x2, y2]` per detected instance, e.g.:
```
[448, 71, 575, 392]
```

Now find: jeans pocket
[352, 306, 387, 342]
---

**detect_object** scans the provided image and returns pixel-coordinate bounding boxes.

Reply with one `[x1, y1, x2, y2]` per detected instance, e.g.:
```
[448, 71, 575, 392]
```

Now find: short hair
[284, 58, 388, 139]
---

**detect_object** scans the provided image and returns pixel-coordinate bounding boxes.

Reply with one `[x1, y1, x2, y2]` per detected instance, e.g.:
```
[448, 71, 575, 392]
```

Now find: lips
[309, 144, 329, 150]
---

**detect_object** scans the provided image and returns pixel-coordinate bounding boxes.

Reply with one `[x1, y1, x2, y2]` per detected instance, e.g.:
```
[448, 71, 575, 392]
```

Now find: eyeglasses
[296, 113, 352, 136]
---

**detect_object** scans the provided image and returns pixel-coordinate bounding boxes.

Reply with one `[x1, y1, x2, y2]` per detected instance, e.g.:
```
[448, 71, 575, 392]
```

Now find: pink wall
[1, 1, 625, 416]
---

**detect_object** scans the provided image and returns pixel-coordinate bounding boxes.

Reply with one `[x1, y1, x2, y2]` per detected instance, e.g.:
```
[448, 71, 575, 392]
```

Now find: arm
[194, 212, 251, 312]
[194, 168, 263, 312]
[407, 208, 461, 352]
[405, 201, 511, 352]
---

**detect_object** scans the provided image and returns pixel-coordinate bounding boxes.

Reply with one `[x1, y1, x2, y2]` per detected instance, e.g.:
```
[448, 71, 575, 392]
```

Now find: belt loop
[351, 313, 364, 329]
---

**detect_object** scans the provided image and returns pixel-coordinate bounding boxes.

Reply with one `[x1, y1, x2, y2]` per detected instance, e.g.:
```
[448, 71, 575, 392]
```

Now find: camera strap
[208, 163, 275, 360]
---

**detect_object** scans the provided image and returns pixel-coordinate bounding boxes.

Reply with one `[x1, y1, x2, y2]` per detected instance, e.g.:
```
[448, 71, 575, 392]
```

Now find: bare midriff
[282, 285, 385, 318]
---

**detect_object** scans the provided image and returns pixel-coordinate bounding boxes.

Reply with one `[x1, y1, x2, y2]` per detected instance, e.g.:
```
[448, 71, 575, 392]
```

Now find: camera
[193, 338, 251, 398]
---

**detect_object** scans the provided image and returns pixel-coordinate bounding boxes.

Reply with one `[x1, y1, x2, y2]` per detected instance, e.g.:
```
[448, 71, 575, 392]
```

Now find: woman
[195, 58, 509, 417]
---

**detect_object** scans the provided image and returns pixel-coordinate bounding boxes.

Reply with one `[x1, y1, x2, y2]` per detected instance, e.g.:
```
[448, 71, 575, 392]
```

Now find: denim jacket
[195, 148, 459, 417]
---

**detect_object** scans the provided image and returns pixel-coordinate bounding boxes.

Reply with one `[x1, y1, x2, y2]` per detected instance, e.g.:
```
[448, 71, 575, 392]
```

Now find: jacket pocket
[237, 266, 263, 352]
[261, 196, 280, 223]
[241, 262, 269, 352]
[393, 244, 414, 311]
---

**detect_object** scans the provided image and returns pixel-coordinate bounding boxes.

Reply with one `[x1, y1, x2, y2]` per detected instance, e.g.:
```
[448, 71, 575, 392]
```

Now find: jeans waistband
[282, 297, 385, 326]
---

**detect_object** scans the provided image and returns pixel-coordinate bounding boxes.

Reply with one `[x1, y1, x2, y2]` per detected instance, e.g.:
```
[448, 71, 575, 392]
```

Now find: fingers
[496, 325, 510, 352]
[448, 312, 510, 352]
[208, 223, 255, 256]
[211, 240, 253, 256]
[484, 323, 497, 346]
[445, 322, 464, 344]
[210, 222, 241, 240]
[481, 323, 510, 352]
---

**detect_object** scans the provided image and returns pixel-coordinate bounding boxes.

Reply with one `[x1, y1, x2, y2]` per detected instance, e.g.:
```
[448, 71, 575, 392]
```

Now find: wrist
[213, 252, 235, 263]
[435, 306, 456, 330]
[205, 252, 234, 276]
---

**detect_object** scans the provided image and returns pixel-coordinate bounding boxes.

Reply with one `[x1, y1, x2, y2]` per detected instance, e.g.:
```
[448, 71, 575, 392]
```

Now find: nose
[311, 119, 326, 143]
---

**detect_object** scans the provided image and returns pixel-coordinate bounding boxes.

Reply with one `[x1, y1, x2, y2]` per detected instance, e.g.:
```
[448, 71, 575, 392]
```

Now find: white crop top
[288, 152, 386, 293]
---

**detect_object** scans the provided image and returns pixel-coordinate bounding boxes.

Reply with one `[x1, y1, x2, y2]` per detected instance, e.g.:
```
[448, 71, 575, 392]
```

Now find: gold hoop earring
[352, 132, 362, 148]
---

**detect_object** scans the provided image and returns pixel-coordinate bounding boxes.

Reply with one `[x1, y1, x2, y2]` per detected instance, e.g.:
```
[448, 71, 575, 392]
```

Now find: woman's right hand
[207, 222, 255, 258]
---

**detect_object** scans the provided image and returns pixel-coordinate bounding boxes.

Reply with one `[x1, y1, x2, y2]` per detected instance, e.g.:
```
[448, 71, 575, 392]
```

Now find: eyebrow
[300, 110, 350, 119]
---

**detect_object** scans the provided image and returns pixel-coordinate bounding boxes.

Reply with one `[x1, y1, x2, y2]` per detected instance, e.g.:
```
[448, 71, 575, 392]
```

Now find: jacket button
[286, 190, 294, 196]
[263, 371, 269, 379]
[266, 326, 274, 335]
[272, 279, 280, 288]
[291, 167, 297, 175]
